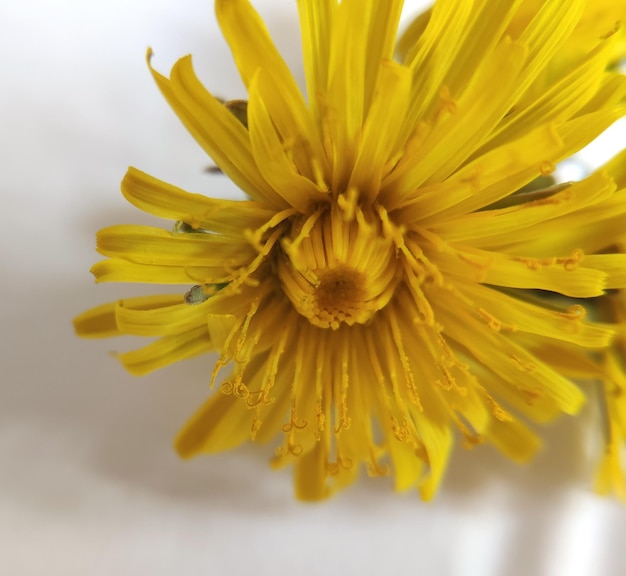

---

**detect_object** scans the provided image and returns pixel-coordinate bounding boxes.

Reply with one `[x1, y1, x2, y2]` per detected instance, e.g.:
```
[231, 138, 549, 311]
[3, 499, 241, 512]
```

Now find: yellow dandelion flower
[74, 0, 626, 500]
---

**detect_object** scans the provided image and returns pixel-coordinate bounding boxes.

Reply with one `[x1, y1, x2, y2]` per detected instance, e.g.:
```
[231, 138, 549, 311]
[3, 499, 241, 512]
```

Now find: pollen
[309, 267, 369, 329]
[278, 208, 399, 329]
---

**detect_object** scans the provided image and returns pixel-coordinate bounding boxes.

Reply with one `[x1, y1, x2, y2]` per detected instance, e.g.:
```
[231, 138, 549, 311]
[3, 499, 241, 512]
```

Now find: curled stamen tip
[367, 463, 390, 477]
[220, 381, 234, 395]
[233, 382, 250, 399]
[294, 418, 308, 430]
[245, 391, 264, 408]
[562, 304, 586, 321]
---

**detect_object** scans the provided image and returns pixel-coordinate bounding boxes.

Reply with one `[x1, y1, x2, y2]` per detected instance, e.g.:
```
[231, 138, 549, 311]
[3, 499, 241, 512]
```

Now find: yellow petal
[487, 417, 542, 463]
[522, 336, 607, 381]
[96, 225, 255, 268]
[511, 0, 585, 97]
[247, 72, 328, 212]
[433, 170, 615, 247]
[121, 167, 274, 235]
[115, 294, 210, 337]
[325, 0, 370, 153]
[387, 40, 528, 194]
[348, 60, 411, 202]
[584, 254, 626, 289]
[491, 29, 620, 146]
[216, 0, 328, 181]
[455, 280, 613, 348]
[495, 189, 626, 257]
[215, 0, 295, 88]
[147, 51, 281, 206]
[296, 0, 335, 117]
[73, 302, 120, 338]
[430, 243, 607, 298]
[385, 431, 424, 492]
[595, 450, 626, 500]
[416, 416, 453, 501]
[432, 297, 586, 416]
[361, 0, 405, 109]
[594, 351, 626, 500]
[176, 392, 254, 458]
[601, 147, 626, 189]
[472, 361, 563, 423]
[118, 326, 212, 376]
[395, 5, 431, 63]
[391, 123, 563, 219]
[404, 0, 525, 118]
[206, 313, 238, 350]
[294, 441, 330, 501]
[91, 258, 226, 285]
[404, 0, 477, 123]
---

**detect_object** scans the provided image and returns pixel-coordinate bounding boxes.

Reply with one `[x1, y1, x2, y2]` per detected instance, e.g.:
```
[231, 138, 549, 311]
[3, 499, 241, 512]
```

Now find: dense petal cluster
[75, 0, 626, 500]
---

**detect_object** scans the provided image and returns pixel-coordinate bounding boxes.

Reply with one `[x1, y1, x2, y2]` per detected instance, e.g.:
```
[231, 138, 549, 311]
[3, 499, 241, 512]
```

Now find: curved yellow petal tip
[73, 302, 120, 339]
[174, 392, 253, 458]
[294, 443, 331, 502]
[594, 451, 626, 501]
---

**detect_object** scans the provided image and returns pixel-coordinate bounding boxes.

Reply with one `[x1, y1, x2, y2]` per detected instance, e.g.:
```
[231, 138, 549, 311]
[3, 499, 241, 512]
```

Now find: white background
[1, 1, 625, 575]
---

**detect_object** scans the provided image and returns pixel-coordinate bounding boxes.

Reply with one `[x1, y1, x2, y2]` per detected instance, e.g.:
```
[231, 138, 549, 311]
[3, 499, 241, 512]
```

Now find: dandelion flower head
[75, 0, 626, 500]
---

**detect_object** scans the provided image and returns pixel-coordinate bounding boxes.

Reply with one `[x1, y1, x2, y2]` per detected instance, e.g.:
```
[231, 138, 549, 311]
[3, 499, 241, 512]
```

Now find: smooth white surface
[1, 1, 625, 575]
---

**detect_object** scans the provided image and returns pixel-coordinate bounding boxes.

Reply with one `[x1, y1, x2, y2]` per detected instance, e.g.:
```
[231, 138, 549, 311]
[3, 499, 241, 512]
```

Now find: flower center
[278, 209, 399, 329]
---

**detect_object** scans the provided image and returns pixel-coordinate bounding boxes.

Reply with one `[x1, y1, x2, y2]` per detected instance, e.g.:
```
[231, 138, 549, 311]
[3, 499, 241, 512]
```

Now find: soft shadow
[1, 281, 295, 516]
[444, 412, 593, 501]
